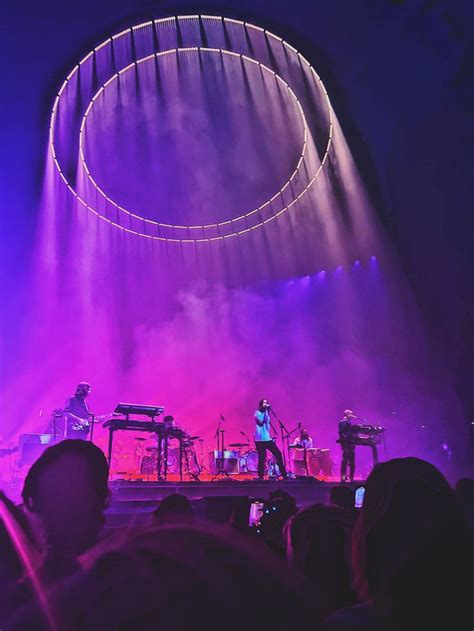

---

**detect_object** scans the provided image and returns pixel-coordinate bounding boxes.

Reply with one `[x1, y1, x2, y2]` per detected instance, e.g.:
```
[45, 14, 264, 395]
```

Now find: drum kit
[137, 432, 202, 479]
[207, 443, 261, 475]
[110, 415, 334, 480]
[207, 441, 334, 478]
[225, 443, 283, 476]
[228, 443, 260, 475]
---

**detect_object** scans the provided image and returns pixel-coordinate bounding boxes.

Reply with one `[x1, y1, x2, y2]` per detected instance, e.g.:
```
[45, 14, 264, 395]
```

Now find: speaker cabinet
[18, 434, 55, 466]
[208, 450, 239, 474]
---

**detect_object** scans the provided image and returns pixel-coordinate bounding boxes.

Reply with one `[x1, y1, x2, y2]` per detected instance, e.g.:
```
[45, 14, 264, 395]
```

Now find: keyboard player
[338, 409, 356, 482]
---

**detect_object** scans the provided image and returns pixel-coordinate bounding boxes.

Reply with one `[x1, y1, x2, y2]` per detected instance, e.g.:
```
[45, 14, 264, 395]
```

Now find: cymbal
[146, 447, 159, 453]
[134, 437, 146, 441]
[187, 436, 200, 441]
[228, 442, 249, 447]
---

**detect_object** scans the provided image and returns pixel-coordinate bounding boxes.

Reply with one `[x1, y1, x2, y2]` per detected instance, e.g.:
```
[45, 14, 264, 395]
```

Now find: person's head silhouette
[22, 440, 109, 563]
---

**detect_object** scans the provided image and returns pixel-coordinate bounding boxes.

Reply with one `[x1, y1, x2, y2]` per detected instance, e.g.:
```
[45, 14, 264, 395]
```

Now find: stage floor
[0, 468, 363, 528]
[105, 478, 363, 527]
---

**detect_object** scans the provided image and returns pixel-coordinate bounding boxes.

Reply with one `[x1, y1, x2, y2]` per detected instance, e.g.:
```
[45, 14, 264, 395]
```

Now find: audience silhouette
[0, 448, 471, 630]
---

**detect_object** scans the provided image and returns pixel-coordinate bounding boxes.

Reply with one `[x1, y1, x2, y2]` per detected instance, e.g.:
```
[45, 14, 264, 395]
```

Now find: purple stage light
[78, 48, 308, 234]
[49, 16, 334, 243]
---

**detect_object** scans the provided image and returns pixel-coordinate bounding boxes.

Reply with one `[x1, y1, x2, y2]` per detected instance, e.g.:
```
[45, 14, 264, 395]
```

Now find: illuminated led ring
[50, 16, 334, 242]
[79, 48, 308, 230]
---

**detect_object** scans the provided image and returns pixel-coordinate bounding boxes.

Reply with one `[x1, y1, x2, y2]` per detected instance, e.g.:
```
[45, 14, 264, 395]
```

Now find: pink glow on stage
[0, 16, 468, 483]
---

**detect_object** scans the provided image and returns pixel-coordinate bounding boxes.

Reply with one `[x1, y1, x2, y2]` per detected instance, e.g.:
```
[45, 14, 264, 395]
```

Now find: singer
[338, 409, 356, 482]
[254, 399, 287, 480]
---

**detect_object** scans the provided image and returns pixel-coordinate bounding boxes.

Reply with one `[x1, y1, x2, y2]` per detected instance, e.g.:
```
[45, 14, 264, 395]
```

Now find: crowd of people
[0, 439, 472, 630]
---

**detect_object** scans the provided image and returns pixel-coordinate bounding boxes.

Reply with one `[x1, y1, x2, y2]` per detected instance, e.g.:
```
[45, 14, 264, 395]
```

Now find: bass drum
[241, 450, 260, 474]
[165, 447, 180, 474]
[140, 448, 180, 475]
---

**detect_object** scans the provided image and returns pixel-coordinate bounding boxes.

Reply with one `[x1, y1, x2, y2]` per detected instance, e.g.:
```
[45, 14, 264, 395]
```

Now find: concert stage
[105, 478, 361, 527]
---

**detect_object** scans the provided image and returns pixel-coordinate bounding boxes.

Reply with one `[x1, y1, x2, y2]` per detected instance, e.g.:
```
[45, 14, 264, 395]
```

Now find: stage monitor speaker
[18, 434, 55, 466]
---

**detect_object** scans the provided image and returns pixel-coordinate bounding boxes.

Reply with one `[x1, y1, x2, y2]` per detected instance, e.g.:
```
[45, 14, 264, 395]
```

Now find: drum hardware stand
[198, 439, 206, 473]
[212, 415, 231, 480]
[157, 435, 163, 481]
[133, 437, 146, 472]
[158, 422, 174, 482]
[182, 442, 200, 482]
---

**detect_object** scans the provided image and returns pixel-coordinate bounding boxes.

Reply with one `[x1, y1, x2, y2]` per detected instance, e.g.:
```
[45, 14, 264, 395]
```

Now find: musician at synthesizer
[63, 382, 93, 440]
[338, 409, 356, 482]
[254, 399, 287, 480]
[292, 428, 313, 450]
[291, 428, 314, 476]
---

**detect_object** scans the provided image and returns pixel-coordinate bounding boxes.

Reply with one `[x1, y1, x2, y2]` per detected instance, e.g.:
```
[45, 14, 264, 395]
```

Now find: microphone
[220, 413, 225, 421]
[298, 421, 301, 429]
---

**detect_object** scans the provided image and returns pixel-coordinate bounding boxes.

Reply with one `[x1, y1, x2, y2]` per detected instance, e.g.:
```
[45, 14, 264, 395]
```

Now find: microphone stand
[269, 408, 290, 475]
[212, 415, 230, 480]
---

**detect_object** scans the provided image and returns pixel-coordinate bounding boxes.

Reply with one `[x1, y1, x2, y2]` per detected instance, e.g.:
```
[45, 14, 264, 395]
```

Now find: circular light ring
[79, 47, 308, 230]
[49, 16, 334, 242]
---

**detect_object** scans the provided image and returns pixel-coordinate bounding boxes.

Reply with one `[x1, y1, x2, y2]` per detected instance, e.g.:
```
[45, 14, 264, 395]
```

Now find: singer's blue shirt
[254, 410, 272, 442]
